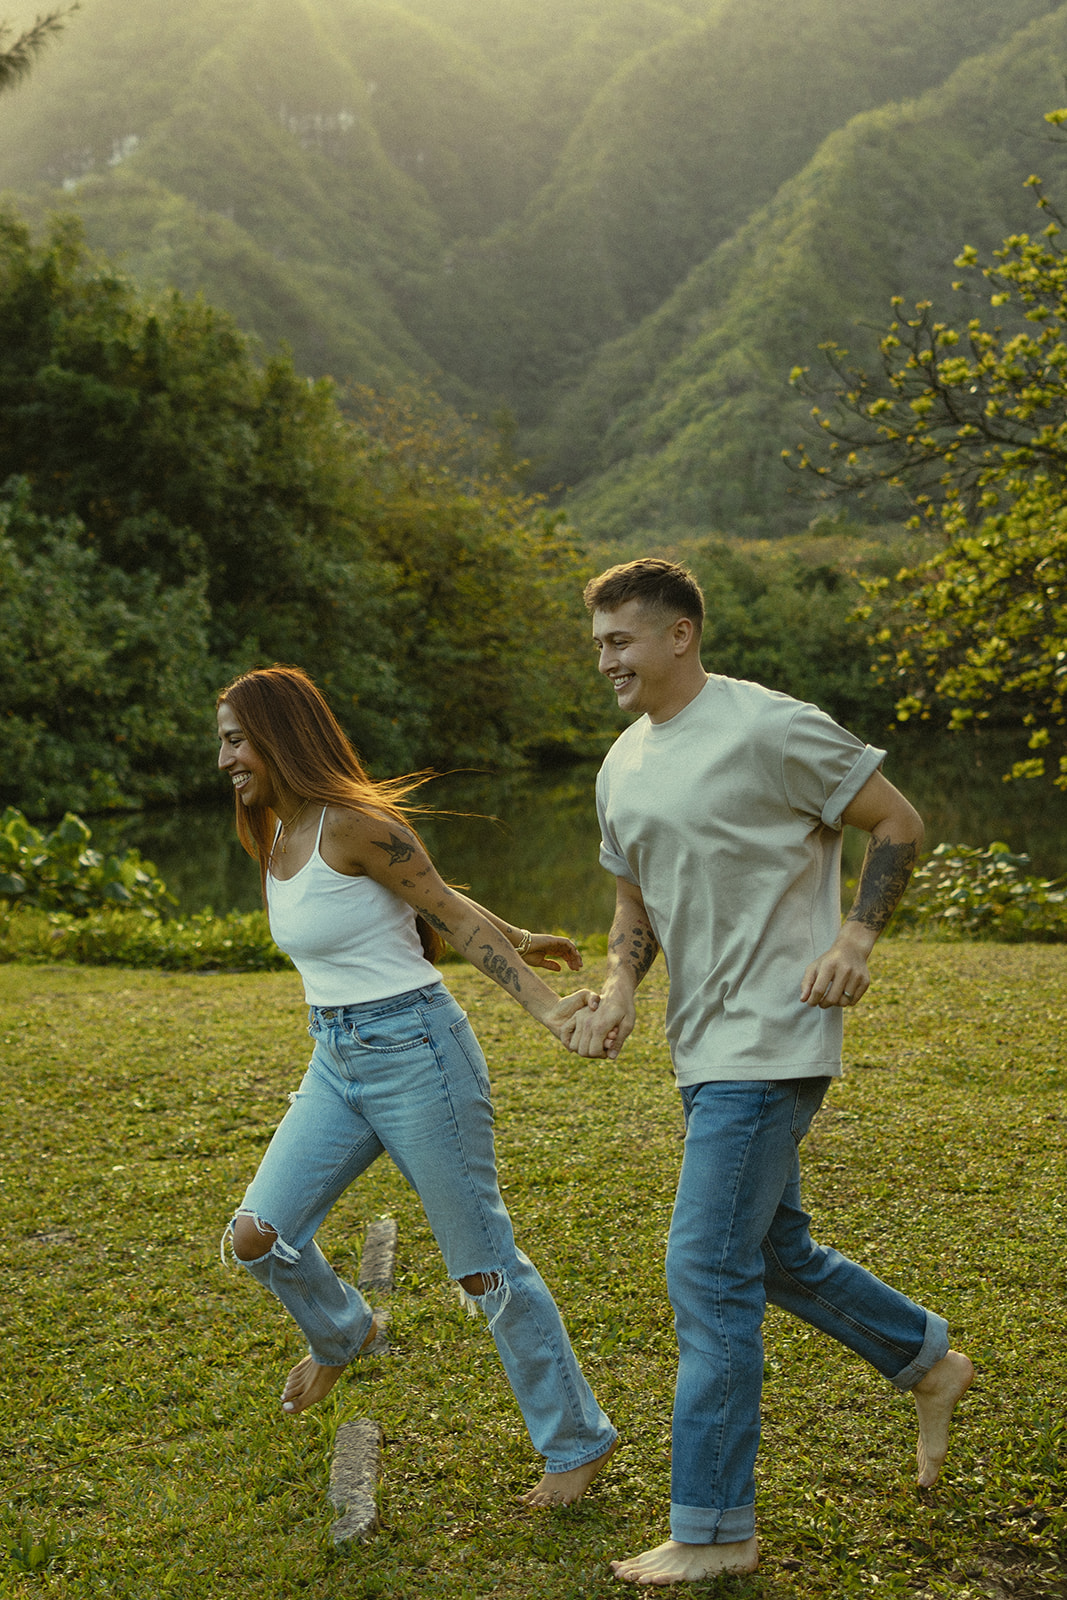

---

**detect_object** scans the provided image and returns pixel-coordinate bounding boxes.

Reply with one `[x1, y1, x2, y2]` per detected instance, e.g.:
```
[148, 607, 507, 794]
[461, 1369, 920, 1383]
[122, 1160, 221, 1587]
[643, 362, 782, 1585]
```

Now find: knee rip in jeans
[220, 1208, 301, 1267]
[455, 1269, 511, 1333]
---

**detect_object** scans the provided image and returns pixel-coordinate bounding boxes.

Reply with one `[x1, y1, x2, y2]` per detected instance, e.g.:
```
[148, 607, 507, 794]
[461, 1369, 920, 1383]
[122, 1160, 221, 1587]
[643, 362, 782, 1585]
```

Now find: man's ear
[672, 616, 695, 653]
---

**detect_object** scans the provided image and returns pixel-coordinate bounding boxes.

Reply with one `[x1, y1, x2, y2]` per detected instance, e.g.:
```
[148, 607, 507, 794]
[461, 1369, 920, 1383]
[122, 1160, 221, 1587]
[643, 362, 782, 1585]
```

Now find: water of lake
[86, 731, 1067, 935]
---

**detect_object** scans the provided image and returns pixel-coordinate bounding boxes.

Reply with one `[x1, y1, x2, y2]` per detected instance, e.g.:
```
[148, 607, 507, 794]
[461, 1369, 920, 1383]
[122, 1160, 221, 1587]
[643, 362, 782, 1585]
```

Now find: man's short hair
[584, 558, 705, 630]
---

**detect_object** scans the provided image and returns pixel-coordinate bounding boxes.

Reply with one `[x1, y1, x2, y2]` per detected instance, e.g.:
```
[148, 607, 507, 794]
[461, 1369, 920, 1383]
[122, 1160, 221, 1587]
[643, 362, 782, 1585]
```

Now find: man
[569, 558, 973, 1586]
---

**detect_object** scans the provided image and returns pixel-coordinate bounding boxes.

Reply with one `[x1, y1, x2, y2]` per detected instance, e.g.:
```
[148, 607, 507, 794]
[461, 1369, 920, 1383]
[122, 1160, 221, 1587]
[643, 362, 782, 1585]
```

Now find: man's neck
[647, 666, 709, 725]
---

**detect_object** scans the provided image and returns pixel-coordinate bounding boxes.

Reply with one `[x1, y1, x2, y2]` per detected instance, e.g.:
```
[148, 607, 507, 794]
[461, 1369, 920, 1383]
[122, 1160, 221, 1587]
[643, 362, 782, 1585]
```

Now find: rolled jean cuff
[890, 1310, 950, 1392]
[669, 1500, 755, 1545]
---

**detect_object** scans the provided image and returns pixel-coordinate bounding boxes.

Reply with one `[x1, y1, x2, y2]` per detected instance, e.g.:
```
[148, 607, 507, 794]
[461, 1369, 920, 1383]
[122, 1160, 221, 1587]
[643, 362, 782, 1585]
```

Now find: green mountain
[0, 0, 702, 385]
[1, 0, 1066, 539]
[554, 6, 1067, 539]
[411, 0, 1060, 421]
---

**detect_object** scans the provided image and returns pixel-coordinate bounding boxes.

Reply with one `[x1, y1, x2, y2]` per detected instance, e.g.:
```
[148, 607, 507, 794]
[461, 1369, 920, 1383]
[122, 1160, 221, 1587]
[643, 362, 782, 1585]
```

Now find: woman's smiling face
[216, 701, 273, 808]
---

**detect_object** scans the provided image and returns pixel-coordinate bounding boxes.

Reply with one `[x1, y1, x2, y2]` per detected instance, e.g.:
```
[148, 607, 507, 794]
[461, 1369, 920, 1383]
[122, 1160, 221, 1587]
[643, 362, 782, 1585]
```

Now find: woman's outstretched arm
[319, 806, 595, 1041]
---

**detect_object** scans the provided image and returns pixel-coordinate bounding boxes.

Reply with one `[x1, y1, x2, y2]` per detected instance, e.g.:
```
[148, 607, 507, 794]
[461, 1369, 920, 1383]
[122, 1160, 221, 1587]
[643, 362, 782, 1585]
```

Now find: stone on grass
[329, 1418, 382, 1544]
[358, 1218, 398, 1292]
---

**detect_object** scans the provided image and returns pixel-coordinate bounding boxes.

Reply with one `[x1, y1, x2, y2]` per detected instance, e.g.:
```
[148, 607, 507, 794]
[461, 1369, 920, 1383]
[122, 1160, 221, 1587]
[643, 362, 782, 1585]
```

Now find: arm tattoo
[846, 831, 919, 934]
[478, 944, 521, 993]
[610, 920, 659, 983]
[373, 830, 415, 867]
[421, 909, 451, 934]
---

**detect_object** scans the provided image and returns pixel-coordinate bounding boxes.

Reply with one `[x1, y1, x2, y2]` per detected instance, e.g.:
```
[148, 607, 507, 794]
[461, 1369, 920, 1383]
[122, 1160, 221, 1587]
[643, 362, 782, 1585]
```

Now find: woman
[216, 665, 617, 1507]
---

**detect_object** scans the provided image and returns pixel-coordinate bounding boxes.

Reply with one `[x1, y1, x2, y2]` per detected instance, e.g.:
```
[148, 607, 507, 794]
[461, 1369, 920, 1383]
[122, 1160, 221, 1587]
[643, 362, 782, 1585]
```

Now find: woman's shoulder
[319, 802, 418, 873]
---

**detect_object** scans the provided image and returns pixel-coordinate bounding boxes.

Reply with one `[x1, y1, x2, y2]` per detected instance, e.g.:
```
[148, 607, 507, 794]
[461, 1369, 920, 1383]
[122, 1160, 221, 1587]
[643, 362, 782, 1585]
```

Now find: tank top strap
[313, 804, 328, 851]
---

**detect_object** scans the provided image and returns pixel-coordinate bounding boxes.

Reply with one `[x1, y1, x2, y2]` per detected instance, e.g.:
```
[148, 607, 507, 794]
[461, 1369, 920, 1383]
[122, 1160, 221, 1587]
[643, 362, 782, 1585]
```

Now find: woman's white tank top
[266, 808, 440, 1006]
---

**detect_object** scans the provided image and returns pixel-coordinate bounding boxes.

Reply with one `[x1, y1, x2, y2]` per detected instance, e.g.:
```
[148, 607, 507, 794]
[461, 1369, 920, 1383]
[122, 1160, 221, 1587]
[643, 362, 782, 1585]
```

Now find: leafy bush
[896, 841, 1067, 941]
[0, 479, 214, 814]
[0, 904, 289, 971]
[0, 808, 173, 916]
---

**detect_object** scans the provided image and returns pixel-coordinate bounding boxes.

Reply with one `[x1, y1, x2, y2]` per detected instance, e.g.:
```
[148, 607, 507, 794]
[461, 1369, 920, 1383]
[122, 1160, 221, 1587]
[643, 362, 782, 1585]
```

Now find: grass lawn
[0, 941, 1064, 1599]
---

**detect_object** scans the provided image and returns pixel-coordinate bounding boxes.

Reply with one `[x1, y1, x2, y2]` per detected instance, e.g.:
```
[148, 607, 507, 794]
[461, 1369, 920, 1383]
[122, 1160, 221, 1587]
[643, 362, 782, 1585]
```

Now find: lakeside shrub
[6, 805, 1067, 965]
[0, 808, 173, 916]
[897, 841, 1067, 942]
[0, 904, 291, 971]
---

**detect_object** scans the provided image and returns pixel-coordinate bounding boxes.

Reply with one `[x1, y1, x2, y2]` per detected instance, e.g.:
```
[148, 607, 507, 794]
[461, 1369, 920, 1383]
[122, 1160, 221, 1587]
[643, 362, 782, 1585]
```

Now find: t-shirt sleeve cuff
[821, 743, 886, 829]
[599, 843, 641, 884]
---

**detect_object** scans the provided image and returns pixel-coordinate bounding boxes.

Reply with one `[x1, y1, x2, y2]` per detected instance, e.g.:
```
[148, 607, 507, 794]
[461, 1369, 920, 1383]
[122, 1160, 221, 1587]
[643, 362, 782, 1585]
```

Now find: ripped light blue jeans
[667, 1076, 949, 1545]
[224, 982, 616, 1474]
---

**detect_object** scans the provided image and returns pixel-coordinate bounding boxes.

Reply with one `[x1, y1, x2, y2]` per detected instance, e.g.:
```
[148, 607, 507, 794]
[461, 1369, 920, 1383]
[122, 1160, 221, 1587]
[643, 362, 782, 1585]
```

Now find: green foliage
[790, 169, 1067, 531]
[0, 213, 605, 805]
[0, 209, 385, 677]
[897, 840, 1067, 941]
[0, 807, 173, 916]
[0, 903, 289, 969]
[861, 481, 1067, 775]
[424, 0, 1046, 431]
[348, 387, 600, 767]
[0, 477, 215, 812]
[1, 0, 1061, 549]
[683, 528, 901, 733]
[796, 159, 1067, 782]
[0, 6, 74, 94]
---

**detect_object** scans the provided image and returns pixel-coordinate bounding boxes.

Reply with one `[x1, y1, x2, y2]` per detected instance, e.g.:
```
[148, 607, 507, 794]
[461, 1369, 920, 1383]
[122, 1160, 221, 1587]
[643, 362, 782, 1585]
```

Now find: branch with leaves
[785, 153, 1067, 537]
[0, 5, 77, 95]
[786, 113, 1067, 787]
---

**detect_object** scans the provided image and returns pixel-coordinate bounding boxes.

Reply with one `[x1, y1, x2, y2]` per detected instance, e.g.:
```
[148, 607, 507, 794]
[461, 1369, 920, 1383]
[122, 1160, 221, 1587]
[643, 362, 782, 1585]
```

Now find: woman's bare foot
[282, 1355, 347, 1414]
[610, 1536, 759, 1585]
[913, 1348, 974, 1486]
[520, 1438, 619, 1507]
[281, 1316, 382, 1415]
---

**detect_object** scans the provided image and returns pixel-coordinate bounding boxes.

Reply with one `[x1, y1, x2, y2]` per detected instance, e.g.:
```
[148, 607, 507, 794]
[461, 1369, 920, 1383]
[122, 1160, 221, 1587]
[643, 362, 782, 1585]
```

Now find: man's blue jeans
[223, 981, 617, 1474]
[667, 1077, 948, 1544]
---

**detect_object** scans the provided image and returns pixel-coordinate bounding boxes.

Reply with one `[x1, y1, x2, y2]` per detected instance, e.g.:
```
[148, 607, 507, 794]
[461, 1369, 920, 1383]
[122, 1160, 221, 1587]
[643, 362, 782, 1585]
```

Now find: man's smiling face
[592, 599, 693, 724]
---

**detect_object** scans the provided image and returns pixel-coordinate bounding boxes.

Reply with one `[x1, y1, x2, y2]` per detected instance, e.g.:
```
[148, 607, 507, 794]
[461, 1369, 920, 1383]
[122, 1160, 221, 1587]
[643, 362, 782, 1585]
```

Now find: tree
[346, 386, 599, 770]
[0, 208, 406, 774]
[0, 211, 609, 809]
[0, 477, 215, 814]
[786, 122, 1067, 785]
[0, 6, 75, 93]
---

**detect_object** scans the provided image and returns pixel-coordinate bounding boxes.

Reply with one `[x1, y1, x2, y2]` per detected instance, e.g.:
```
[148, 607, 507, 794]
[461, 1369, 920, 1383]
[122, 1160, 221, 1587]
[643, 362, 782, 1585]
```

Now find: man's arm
[568, 876, 659, 1058]
[800, 769, 923, 1009]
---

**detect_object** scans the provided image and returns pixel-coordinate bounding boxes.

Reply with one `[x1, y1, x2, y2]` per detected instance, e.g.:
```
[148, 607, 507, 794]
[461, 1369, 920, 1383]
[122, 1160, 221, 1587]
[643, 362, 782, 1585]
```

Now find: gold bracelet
[515, 928, 533, 957]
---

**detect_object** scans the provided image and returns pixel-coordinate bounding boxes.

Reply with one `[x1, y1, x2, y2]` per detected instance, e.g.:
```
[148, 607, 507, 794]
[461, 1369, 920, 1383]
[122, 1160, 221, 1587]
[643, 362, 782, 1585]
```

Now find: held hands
[800, 923, 875, 1009]
[543, 989, 600, 1044]
[561, 989, 635, 1060]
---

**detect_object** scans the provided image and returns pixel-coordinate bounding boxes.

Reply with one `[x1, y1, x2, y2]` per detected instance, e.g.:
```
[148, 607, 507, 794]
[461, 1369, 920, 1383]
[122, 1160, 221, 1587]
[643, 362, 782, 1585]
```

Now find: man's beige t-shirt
[596, 675, 885, 1086]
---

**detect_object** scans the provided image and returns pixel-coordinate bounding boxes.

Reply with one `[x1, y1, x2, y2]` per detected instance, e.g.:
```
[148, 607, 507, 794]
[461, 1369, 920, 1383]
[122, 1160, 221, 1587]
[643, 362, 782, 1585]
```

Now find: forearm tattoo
[846, 831, 919, 934]
[372, 831, 415, 866]
[610, 919, 659, 983]
[479, 944, 521, 993]
[421, 909, 451, 935]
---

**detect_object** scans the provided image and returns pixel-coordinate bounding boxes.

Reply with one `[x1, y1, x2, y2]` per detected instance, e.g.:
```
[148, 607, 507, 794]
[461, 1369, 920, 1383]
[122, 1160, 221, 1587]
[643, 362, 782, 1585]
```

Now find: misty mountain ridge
[1, 0, 1065, 540]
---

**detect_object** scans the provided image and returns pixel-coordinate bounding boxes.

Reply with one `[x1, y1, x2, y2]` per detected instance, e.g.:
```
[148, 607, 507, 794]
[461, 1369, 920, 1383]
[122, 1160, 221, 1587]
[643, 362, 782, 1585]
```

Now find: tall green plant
[0, 808, 173, 915]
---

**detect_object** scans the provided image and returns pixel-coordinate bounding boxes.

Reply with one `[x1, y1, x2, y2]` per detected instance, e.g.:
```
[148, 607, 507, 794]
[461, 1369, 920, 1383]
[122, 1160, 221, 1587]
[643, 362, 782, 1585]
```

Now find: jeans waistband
[308, 982, 445, 1025]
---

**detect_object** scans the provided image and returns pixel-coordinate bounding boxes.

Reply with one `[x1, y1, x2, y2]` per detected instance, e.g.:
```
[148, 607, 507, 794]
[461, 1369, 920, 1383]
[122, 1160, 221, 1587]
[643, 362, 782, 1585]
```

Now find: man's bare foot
[913, 1348, 974, 1487]
[520, 1438, 619, 1508]
[281, 1316, 382, 1415]
[610, 1536, 759, 1585]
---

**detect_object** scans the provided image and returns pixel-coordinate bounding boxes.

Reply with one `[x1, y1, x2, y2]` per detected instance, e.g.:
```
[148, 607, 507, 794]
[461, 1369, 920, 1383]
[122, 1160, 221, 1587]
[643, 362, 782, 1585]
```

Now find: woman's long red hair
[216, 664, 445, 961]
